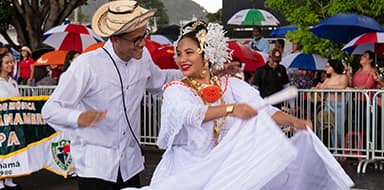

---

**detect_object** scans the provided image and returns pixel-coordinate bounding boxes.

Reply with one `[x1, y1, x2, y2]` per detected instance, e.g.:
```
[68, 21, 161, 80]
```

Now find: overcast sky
[192, 0, 222, 13]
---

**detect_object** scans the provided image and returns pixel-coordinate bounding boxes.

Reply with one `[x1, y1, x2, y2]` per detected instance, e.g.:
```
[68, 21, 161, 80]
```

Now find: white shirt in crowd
[0, 76, 19, 98]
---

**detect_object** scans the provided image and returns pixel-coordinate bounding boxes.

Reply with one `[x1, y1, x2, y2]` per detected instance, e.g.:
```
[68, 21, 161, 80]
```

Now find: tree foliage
[206, 9, 222, 24]
[0, 0, 88, 51]
[265, 0, 384, 61]
[136, 0, 169, 27]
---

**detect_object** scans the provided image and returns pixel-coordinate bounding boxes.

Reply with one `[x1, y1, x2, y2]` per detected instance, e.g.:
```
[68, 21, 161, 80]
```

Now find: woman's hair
[328, 59, 344, 75]
[175, 20, 231, 71]
[364, 50, 375, 67]
[177, 21, 208, 57]
[63, 50, 81, 72]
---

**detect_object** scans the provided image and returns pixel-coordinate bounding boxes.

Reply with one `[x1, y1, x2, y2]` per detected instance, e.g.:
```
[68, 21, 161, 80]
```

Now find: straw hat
[92, 0, 156, 37]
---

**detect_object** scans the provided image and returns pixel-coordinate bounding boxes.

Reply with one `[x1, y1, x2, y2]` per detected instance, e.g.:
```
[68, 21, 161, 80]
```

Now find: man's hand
[77, 110, 107, 127]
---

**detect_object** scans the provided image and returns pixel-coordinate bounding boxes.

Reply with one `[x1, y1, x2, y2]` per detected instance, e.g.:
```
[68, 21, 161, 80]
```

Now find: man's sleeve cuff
[67, 110, 82, 128]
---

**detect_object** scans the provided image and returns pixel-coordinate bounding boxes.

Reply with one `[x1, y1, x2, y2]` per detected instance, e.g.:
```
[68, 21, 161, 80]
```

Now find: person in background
[18, 46, 34, 85]
[42, 1, 182, 189]
[0, 54, 21, 190]
[63, 50, 81, 72]
[315, 60, 348, 147]
[313, 70, 327, 86]
[290, 42, 302, 54]
[274, 39, 288, 57]
[352, 50, 378, 89]
[247, 27, 269, 54]
[2, 44, 18, 80]
[253, 48, 290, 109]
[351, 50, 382, 150]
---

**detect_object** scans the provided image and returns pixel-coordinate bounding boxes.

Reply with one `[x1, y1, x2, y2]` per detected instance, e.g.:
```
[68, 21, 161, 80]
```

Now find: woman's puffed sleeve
[227, 77, 279, 116]
[157, 84, 208, 149]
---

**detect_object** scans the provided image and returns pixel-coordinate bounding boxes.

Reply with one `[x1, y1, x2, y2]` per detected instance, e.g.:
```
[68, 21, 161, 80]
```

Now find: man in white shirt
[42, 1, 181, 190]
[247, 27, 270, 54]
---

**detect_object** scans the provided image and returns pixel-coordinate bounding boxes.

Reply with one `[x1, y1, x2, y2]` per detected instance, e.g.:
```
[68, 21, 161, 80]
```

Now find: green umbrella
[227, 9, 280, 26]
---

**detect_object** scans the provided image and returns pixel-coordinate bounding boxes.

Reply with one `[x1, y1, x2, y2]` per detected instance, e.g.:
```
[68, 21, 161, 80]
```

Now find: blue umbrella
[271, 25, 298, 37]
[281, 52, 328, 71]
[309, 13, 384, 43]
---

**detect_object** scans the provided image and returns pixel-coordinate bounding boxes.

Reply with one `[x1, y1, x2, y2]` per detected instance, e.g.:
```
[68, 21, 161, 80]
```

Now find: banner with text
[0, 96, 74, 178]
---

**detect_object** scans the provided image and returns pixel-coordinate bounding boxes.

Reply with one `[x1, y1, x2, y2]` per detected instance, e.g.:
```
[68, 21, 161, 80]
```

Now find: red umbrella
[146, 39, 177, 69]
[227, 41, 266, 71]
[34, 50, 68, 66]
[43, 23, 104, 51]
[151, 45, 177, 69]
[81, 39, 177, 69]
[145, 38, 162, 52]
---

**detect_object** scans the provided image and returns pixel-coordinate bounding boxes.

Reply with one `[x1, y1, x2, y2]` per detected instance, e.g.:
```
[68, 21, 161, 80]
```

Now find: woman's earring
[200, 62, 209, 77]
[200, 69, 207, 77]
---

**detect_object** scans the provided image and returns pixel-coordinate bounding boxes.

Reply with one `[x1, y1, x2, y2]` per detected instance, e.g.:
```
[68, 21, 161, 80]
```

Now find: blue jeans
[325, 101, 345, 147]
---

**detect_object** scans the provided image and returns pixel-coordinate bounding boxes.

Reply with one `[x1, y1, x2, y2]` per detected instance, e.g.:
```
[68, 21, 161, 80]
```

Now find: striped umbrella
[227, 9, 280, 26]
[43, 23, 103, 51]
[342, 32, 384, 54]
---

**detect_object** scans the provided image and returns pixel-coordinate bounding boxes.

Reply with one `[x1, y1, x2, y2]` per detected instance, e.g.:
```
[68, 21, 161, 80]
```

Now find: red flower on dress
[201, 85, 221, 103]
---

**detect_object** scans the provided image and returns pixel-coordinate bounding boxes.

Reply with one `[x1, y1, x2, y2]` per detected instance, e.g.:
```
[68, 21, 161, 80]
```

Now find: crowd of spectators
[0, 42, 83, 86]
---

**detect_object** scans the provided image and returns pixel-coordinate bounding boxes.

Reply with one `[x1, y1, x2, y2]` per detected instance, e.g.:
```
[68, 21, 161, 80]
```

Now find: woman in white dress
[123, 21, 318, 190]
[0, 54, 21, 190]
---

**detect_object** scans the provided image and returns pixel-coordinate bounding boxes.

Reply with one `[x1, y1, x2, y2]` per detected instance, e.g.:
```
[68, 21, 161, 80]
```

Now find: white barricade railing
[141, 93, 162, 145]
[18, 85, 56, 96]
[370, 91, 384, 171]
[283, 89, 384, 174]
[17, 86, 384, 173]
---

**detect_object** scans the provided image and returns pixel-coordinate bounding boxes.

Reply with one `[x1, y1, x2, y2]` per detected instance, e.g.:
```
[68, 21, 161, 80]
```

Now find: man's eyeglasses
[119, 28, 151, 46]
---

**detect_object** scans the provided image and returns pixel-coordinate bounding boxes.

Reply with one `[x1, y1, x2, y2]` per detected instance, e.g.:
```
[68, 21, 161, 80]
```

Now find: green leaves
[265, 0, 384, 63]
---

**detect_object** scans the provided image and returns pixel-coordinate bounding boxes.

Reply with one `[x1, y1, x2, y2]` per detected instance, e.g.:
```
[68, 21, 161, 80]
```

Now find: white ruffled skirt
[124, 112, 353, 190]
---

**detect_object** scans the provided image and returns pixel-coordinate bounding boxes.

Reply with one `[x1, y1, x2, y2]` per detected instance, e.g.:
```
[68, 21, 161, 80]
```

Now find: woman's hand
[77, 110, 107, 127]
[292, 118, 312, 130]
[230, 104, 257, 120]
[373, 71, 382, 82]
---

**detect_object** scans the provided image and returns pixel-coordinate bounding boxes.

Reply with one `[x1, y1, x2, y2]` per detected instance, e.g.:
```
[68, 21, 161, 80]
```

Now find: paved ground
[14, 146, 384, 190]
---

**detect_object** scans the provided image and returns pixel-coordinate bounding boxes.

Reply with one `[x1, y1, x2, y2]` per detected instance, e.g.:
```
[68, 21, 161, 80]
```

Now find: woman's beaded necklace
[184, 75, 227, 145]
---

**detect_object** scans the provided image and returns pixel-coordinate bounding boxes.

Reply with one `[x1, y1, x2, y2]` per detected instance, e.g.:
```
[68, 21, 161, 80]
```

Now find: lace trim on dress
[158, 83, 208, 149]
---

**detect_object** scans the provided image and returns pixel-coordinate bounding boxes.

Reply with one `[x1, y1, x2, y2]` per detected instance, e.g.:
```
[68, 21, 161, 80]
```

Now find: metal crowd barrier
[283, 89, 384, 174]
[17, 86, 384, 173]
[18, 85, 56, 96]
